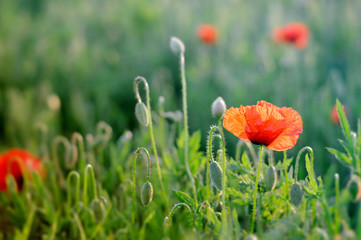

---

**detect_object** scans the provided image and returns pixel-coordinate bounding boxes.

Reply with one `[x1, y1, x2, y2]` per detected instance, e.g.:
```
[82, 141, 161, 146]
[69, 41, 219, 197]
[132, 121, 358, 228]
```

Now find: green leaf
[173, 190, 197, 212]
[327, 147, 352, 167]
[336, 99, 352, 145]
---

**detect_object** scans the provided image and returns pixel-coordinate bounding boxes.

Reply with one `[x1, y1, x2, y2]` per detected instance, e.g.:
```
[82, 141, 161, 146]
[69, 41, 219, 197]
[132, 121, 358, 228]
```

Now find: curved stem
[83, 164, 98, 206]
[134, 76, 168, 208]
[250, 145, 263, 233]
[295, 146, 313, 182]
[132, 147, 152, 224]
[179, 53, 197, 203]
[72, 132, 85, 171]
[66, 171, 80, 208]
[166, 202, 194, 228]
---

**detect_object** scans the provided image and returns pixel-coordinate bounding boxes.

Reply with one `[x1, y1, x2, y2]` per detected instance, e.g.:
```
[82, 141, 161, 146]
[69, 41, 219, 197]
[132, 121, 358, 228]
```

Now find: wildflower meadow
[1, 0, 361, 239]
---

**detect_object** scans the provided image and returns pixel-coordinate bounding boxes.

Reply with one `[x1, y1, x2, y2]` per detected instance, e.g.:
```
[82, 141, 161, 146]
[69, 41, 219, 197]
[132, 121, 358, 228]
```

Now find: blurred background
[1, 0, 361, 178]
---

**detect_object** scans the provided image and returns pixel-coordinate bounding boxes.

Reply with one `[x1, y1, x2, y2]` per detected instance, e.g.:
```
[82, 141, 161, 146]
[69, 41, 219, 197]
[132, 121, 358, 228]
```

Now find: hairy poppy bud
[347, 176, 361, 202]
[141, 181, 153, 206]
[170, 37, 185, 55]
[264, 166, 277, 191]
[210, 161, 223, 191]
[135, 102, 149, 127]
[290, 182, 303, 207]
[211, 97, 226, 120]
[90, 199, 106, 222]
[245, 234, 258, 240]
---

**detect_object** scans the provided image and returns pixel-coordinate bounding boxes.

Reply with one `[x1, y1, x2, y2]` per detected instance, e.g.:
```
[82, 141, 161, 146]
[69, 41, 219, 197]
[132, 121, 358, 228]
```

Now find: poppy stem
[294, 146, 313, 182]
[250, 145, 263, 233]
[206, 126, 218, 203]
[132, 147, 152, 225]
[283, 151, 289, 214]
[134, 76, 169, 209]
[179, 52, 197, 203]
[334, 173, 341, 233]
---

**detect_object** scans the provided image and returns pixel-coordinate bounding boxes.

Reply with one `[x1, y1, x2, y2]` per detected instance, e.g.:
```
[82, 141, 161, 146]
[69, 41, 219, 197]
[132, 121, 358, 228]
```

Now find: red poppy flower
[330, 105, 347, 125]
[197, 24, 218, 45]
[0, 149, 44, 191]
[273, 22, 309, 49]
[223, 101, 303, 151]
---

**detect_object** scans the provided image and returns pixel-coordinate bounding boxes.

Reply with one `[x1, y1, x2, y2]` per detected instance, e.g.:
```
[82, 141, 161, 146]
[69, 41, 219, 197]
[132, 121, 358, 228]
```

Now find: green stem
[134, 76, 168, 208]
[132, 147, 151, 224]
[295, 146, 313, 182]
[206, 126, 218, 203]
[250, 145, 263, 233]
[83, 164, 98, 206]
[283, 151, 289, 215]
[235, 140, 243, 162]
[179, 53, 197, 203]
[334, 173, 341, 233]
[217, 120, 228, 225]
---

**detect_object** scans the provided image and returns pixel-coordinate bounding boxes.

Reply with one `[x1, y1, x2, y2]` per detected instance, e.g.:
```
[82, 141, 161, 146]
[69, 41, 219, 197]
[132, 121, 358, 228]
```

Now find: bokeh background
[1, 0, 361, 177]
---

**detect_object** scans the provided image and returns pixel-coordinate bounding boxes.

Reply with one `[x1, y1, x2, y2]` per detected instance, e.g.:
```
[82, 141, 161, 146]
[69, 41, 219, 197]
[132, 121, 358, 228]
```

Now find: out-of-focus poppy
[0, 149, 44, 191]
[273, 22, 309, 49]
[223, 101, 303, 151]
[197, 24, 218, 45]
[330, 105, 347, 125]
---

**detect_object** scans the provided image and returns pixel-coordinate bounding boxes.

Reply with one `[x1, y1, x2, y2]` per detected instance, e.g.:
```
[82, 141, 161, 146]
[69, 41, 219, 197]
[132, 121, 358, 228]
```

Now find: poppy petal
[267, 107, 303, 151]
[223, 107, 249, 141]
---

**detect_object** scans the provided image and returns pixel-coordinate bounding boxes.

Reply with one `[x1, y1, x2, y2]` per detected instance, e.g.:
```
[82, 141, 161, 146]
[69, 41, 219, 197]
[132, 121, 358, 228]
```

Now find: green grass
[1, 0, 361, 239]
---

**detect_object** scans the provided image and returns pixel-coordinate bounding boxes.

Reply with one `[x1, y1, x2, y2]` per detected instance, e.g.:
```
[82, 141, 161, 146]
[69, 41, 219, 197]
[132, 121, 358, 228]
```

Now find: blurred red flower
[197, 24, 217, 45]
[223, 101, 303, 151]
[0, 149, 44, 191]
[330, 105, 347, 124]
[273, 22, 309, 49]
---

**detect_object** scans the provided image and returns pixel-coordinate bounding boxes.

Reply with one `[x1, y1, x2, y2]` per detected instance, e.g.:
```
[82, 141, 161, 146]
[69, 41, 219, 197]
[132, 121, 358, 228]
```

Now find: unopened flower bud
[210, 161, 223, 191]
[141, 181, 153, 207]
[245, 234, 258, 240]
[170, 37, 185, 55]
[290, 182, 303, 207]
[347, 175, 361, 202]
[135, 102, 149, 127]
[264, 166, 277, 191]
[211, 97, 226, 120]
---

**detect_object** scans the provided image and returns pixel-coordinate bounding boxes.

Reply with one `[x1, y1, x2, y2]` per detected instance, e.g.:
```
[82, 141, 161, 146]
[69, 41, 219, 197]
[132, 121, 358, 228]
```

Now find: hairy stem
[250, 145, 263, 233]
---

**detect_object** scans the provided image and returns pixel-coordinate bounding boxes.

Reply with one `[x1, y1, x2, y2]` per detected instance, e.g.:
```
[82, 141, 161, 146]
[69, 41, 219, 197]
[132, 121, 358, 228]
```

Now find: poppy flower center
[284, 32, 299, 42]
[244, 107, 287, 146]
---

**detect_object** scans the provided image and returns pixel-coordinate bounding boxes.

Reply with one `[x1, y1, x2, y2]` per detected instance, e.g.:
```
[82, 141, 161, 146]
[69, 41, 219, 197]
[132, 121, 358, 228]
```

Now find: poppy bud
[170, 37, 185, 55]
[135, 102, 149, 127]
[141, 181, 153, 207]
[244, 234, 258, 240]
[90, 199, 106, 222]
[347, 176, 361, 202]
[330, 104, 347, 125]
[264, 166, 277, 191]
[210, 161, 223, 191]
[290, 182, 303, 207]
[211, 97, 226, 120]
